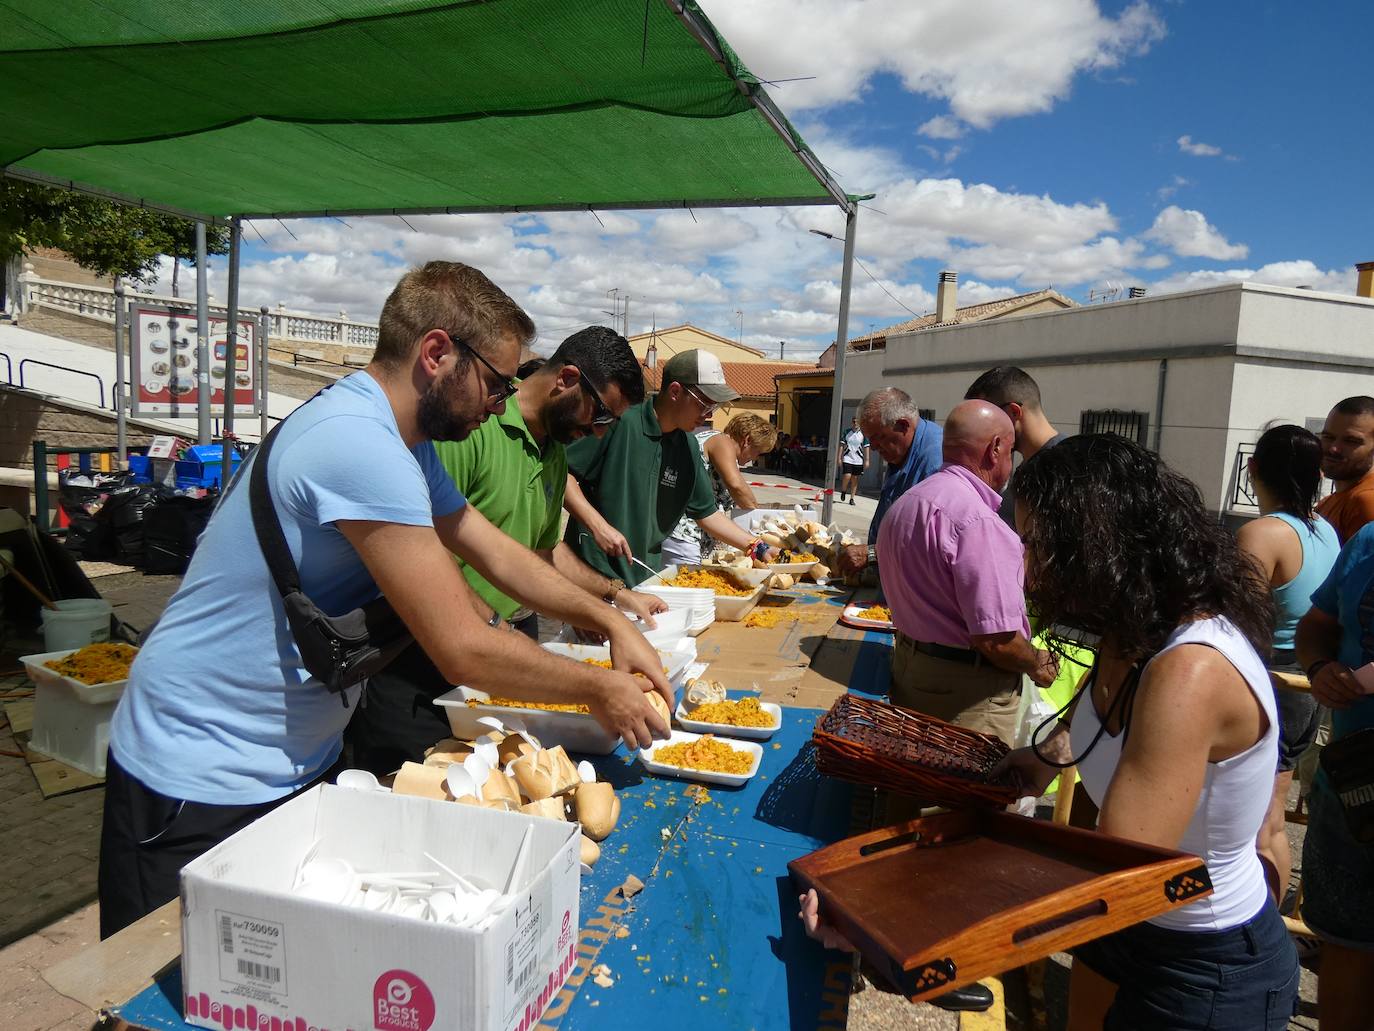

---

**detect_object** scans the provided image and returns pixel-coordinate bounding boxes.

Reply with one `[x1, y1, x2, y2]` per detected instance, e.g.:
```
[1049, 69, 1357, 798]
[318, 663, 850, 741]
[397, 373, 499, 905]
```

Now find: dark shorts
[98, 749, 343, 939]
[1073, 900, 1299, 1030]
[841, 461, 863, 475]
[1268, 648, 1321, 771]
[1301, 784, 1374, 949]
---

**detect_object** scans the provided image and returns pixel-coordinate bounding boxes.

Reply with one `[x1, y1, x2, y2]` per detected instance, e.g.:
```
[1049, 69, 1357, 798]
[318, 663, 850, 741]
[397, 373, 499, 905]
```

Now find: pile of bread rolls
[390, 720, 629, 869]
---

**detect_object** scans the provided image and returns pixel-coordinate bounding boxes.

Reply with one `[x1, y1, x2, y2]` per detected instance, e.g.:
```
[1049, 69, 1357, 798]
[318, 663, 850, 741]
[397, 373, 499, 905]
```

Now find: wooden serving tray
[789, 809, 1212, 1002]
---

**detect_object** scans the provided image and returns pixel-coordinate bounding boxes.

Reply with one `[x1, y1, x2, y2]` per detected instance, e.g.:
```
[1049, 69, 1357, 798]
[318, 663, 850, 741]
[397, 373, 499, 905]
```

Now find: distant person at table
[562, 349, 778, 586]
[835, 388, 943, 580]
[964, 365, 1065, 527]
[347, 325, 670, 776]
[837, 415, 868, 505]
[662, 413, 778, 566]
[1235, 424, 1339, 903]
[1316, 395, 1374, 544]
[954, 434, 1294, 1029]
[879, 401, 1056, 745]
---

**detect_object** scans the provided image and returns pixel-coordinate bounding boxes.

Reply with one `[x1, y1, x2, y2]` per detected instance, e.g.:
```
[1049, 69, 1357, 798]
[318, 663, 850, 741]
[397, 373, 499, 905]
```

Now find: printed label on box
[502, 895, 544, 1024]
[373, 969, 436, 1031]
[215, 909, 288, 1004]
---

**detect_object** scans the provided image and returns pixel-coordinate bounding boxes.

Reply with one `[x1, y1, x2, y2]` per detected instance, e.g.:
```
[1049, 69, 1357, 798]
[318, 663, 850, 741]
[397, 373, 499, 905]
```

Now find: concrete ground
[0, 499, 1324, 1030]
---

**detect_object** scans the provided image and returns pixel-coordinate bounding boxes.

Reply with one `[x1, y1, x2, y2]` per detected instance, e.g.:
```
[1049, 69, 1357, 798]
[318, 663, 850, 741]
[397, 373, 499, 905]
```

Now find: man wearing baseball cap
[563, 349, 777, 585]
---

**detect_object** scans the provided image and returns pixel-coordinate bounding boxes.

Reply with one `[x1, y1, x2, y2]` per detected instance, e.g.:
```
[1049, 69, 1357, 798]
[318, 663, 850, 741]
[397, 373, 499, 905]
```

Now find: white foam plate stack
[635, 583, 714, 635]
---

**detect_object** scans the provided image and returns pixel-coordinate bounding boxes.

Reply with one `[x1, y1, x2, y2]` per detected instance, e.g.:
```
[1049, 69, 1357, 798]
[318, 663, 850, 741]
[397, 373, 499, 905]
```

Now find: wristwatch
[486, 610, 503, 629]
[866, 544, 877, 567]
[603, 578, 626, 603]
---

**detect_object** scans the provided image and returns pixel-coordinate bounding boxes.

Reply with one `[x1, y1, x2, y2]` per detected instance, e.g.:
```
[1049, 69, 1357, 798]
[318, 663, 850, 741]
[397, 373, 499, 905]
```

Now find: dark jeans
[1074, 900, 1299, 1029]
[98, 749, 344, 939]
[346, 615, 538, 777]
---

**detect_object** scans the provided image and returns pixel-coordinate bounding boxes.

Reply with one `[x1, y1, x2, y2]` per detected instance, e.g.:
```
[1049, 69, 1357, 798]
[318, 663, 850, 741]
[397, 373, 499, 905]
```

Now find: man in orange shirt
[1316, 396, 1374, 544]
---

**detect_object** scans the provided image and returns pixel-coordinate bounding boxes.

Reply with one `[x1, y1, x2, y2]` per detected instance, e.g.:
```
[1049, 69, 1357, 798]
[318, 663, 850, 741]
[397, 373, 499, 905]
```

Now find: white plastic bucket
[41, 598, 113, 652]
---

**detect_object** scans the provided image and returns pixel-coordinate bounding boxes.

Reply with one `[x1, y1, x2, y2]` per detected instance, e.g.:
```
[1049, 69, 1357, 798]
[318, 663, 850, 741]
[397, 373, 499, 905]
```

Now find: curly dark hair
[1012, 434, 1274, 662]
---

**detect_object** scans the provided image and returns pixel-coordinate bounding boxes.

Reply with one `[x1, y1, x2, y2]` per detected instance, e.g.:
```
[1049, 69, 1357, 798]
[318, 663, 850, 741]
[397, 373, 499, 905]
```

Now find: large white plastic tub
[21, 648, 129, 777]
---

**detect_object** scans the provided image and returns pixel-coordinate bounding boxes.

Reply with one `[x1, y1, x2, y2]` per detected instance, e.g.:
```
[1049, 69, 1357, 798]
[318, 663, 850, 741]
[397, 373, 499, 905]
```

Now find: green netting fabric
[0, 0, 839, 217]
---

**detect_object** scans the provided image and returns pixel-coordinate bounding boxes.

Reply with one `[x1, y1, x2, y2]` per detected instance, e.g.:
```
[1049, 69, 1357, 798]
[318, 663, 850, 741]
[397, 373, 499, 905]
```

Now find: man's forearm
[1295, 612, 1342, 671]
[441, 506, 618, 634]
[550, 542, 616, 600]
[970, 631, 1042, 676]
[563, 474, 605, 531]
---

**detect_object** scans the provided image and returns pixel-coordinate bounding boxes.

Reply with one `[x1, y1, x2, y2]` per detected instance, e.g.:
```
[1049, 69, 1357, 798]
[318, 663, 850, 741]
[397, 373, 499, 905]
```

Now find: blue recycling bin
[174, 445, 243, 488]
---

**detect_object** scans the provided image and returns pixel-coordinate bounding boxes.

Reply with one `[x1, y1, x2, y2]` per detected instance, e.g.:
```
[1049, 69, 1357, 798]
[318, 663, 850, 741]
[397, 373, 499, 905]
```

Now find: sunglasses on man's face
[575, 370, 617, 426]
[685, 384, 719, 415]
[448, 333, 517, 402]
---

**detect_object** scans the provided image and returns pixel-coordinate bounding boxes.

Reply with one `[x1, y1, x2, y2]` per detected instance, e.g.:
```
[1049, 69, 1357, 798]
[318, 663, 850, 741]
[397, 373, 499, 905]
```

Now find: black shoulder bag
[247, 421, 414, 704]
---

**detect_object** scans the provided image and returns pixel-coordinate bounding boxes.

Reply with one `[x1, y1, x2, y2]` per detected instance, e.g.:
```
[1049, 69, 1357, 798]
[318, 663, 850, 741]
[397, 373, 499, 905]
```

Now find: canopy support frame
[820, 207, 857, 526]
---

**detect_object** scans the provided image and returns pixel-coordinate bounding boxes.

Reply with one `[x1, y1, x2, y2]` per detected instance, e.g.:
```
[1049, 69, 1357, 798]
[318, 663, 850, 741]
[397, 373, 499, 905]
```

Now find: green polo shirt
[432, 399, 567, 619]
[564, 397, 718, 586]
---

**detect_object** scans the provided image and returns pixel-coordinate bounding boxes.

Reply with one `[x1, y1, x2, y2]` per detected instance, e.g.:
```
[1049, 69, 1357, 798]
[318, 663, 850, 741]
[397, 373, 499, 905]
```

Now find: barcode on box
[513, 958, 536, 997]
[506, 941, 514, 983]
[236, 958, 282, 983]
[219, 916, 233, 954]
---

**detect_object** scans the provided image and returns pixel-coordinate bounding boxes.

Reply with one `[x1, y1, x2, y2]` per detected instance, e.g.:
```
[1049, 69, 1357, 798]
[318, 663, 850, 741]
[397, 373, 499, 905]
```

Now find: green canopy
[1, 0, 850, 220]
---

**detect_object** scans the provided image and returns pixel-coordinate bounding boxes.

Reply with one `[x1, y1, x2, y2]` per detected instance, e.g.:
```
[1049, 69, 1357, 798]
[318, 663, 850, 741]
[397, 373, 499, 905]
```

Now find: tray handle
[1010, 898, 1110, 948]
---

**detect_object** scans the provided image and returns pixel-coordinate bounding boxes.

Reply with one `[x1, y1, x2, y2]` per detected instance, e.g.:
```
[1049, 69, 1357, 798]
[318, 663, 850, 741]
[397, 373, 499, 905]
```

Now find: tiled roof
[847, 288, 1076, 348]
[642, 360, 815, 398]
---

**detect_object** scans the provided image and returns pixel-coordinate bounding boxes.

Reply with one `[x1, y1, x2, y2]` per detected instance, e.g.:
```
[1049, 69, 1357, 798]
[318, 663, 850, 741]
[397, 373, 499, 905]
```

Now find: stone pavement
[0, 903, 101, 1031]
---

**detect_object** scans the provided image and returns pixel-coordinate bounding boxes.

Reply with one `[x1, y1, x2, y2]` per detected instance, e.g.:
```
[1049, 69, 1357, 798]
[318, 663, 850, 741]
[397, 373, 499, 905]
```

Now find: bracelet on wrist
[1305, 658, 1335, 681]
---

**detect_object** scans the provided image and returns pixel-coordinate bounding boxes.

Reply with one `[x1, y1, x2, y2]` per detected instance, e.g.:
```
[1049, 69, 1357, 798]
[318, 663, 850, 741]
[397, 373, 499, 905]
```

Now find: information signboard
[128, 302, 259, 418]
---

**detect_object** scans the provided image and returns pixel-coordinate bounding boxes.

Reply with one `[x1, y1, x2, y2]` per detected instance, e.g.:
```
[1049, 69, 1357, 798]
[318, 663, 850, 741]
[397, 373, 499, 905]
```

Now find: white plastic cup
[41, 598, 113, 651]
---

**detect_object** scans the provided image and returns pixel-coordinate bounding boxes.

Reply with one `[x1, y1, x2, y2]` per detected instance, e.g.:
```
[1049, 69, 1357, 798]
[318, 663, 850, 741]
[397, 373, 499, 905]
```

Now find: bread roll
[574, 781, 620, 840]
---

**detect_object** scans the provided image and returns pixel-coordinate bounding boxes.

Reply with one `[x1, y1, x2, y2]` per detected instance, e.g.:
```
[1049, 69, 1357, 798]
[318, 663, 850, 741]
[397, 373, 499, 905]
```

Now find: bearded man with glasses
[348, 325, 674, 775]
[562, 348, 779, 586]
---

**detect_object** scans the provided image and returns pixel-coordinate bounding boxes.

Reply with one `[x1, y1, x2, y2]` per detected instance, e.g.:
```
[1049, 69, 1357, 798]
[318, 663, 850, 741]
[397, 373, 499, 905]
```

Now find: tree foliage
[1, 179, 228, 283]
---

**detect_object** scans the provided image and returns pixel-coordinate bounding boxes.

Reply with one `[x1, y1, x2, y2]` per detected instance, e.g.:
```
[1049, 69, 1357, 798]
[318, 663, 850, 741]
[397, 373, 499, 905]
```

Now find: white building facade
[840, 282, 1374, 520]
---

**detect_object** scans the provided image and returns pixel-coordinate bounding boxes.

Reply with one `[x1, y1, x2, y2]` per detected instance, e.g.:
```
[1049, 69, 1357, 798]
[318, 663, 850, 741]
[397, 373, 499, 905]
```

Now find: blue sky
[191, 1, 1371, 360]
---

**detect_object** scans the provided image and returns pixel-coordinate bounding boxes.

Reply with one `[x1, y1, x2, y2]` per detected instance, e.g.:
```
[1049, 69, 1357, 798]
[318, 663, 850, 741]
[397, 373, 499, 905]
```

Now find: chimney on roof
[936, 270, 957, 323]
[1357, 261, 1374, 299]
[1128, 286, 1147, 299]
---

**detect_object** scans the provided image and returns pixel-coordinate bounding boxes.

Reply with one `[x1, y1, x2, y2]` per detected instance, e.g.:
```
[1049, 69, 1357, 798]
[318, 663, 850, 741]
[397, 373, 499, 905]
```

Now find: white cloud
[1145, 206, 1248, 260]
[1156, 174, 1190, 201]
[1150, 260, 1355, 297]
[918, 115, 966, 140]
[707, 0, 1165, 128]
[1177, 134, 1224, 158]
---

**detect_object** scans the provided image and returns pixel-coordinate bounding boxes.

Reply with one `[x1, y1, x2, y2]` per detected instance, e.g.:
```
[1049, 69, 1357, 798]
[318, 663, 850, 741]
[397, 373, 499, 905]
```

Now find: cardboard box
[180, 785, 580, 1031]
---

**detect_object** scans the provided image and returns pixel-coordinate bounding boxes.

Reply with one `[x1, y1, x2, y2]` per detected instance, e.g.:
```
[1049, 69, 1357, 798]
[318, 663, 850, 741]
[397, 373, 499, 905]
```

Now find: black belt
[904, 636, 983, 666]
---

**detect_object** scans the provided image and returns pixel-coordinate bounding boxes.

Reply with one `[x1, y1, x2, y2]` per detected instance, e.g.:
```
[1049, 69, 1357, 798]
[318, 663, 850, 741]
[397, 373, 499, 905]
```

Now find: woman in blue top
[1236, 424, 1340, 901]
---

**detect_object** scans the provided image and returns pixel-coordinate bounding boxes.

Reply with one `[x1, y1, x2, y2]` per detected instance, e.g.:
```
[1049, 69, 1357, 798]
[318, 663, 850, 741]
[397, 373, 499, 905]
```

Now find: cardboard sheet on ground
[107, 709, 853, 1031]
[692, 590, 847, 699]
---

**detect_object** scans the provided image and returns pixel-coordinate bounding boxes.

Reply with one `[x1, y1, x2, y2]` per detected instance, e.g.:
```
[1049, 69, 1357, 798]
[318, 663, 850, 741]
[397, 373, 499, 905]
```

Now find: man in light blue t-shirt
[99, 262, 672, 938]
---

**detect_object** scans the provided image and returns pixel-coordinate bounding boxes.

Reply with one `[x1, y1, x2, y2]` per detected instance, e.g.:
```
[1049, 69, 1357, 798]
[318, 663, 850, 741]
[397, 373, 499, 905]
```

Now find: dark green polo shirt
[564, 398, 718, 586]
[432, 400, 567, 618]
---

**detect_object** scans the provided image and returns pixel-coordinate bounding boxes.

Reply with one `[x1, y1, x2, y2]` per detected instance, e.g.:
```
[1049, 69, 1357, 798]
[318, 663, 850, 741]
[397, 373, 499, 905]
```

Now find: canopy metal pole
[259, 305, 270, 439]
[195, 222, 212, 445]
[219, 218, 241, 486]
[820, 207, 857, 525]
[113, 279, 127, 463]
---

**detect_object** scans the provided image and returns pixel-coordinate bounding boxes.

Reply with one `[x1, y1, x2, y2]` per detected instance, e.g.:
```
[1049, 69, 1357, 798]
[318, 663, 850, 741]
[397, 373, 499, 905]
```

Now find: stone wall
[16, 306, 117, 349]
[0, 387, 157, 469]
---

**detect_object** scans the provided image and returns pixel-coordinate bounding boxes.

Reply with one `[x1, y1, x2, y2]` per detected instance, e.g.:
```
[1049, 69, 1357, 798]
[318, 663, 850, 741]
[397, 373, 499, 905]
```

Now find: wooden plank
[5, 697, 35, 733]
[31, 756, 103, 796]
[44, 900, 181, 1012]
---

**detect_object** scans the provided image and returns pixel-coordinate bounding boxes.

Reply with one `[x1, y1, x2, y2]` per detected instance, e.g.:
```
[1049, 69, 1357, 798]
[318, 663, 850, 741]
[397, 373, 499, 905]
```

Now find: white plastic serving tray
[638, 730, 764, 787]
[674, 698, 782, 741]
[433, 642, 692, 755]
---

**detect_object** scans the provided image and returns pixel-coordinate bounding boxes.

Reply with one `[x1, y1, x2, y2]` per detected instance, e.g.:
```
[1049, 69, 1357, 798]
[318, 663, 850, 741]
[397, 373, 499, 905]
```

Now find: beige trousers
[889, 632, 1022, 747]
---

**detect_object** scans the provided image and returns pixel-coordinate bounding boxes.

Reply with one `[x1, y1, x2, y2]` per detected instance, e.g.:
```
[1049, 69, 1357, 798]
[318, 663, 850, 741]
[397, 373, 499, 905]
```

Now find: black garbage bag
[142, 493, 217, 575]
[100, 483, 175, 565]
[57, 469, 132, 561]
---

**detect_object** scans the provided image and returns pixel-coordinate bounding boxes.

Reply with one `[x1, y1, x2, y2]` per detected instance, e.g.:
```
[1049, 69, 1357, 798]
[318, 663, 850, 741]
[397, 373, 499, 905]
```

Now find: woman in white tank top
[999, 436, 1299, 1030]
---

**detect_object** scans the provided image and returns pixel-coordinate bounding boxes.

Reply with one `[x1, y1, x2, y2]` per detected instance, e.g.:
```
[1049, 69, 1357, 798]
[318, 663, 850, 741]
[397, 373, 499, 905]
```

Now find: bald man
[878, 400, 1057, 746]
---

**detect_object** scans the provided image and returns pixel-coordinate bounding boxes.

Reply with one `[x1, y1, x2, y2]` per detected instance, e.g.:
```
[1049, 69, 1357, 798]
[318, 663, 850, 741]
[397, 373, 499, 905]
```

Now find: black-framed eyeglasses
[575, 369, 617, 426]
[448, 332, 517, 402]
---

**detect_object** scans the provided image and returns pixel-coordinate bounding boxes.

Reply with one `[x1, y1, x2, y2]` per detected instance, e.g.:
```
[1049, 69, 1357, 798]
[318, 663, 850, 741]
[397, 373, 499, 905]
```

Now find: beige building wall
[629, 325, 769, 366]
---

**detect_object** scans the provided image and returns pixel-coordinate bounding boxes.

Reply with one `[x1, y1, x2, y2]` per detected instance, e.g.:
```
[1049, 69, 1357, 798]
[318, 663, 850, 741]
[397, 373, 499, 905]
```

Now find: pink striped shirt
[877, 464, 1030, 647]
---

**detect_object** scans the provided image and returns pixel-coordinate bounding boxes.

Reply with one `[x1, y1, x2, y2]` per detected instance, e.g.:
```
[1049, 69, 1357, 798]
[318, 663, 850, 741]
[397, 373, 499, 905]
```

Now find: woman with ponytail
[1237, 423, 1340, 902]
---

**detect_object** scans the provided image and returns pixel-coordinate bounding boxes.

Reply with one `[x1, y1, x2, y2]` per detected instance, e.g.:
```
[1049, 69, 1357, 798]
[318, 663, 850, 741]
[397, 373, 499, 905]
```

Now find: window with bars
[1079, 408, 1150, 446]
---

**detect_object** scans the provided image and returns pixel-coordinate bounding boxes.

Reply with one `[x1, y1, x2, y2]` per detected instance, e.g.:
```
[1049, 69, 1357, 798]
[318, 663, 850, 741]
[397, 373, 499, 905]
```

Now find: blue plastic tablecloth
[109, 708, 858, 1031]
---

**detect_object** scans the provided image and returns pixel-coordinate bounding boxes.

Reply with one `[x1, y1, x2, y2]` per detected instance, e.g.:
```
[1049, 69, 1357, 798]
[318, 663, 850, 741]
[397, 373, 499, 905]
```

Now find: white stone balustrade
[15, 264, 379, 353]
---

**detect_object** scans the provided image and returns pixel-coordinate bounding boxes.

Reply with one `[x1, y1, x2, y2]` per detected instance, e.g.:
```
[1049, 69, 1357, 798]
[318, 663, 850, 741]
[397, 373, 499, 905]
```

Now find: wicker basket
[812, 694, 1023, 807]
